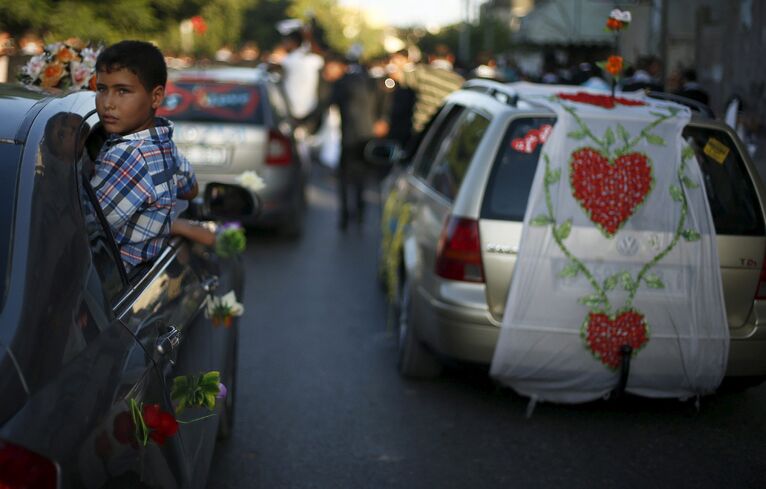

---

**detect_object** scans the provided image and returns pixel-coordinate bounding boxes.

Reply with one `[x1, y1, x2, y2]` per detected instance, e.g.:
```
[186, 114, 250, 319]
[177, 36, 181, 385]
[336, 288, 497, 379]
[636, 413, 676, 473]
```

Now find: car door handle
[156, 326, 181, 355]
[201, 275, 219, 293]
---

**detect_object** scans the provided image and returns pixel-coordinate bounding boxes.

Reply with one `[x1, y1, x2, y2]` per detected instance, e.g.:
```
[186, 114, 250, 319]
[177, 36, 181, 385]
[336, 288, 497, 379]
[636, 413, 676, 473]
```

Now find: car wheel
[217, 326, 237, 440]
[397, 276, 442, 379]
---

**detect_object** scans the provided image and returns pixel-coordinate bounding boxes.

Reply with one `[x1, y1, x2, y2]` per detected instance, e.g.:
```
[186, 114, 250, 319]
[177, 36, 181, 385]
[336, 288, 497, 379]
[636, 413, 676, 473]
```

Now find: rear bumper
[413, 285, 766, 378]
[413, 285, 499, 364]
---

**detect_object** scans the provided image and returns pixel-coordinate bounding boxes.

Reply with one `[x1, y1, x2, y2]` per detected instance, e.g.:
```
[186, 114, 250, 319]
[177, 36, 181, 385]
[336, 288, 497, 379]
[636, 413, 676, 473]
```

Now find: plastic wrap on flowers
[489, 84, 729, 403]
[18, 42, 101, 91]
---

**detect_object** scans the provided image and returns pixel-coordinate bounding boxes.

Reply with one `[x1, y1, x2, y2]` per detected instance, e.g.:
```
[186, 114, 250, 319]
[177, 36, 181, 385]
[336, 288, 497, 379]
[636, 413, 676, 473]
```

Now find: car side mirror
[186, 183, 261, 221]
[364, 139, 404, 168]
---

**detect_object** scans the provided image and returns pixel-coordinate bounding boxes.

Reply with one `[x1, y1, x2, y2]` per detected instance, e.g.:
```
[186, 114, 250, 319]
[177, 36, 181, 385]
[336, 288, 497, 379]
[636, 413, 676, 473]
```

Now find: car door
[401, 104, 465, 280]
[76, 111, 215, 488]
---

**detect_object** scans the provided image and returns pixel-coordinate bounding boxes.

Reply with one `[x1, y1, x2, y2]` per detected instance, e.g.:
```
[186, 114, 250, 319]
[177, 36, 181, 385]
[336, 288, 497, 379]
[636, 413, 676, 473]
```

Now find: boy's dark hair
[324, 51, 348, 65]
[96, 40, 167, 91]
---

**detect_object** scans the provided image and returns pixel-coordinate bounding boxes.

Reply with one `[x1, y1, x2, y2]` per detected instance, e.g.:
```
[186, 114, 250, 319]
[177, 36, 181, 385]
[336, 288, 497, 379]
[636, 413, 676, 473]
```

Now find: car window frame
[425, 109, 492, 202]
[410, 104, 466, 182]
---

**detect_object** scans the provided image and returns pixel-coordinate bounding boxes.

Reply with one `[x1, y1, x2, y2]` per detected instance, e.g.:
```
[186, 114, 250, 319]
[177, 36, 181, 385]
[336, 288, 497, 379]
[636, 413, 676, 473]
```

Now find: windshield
[158, 80, 264, 124]
[0, 143, 21, 312]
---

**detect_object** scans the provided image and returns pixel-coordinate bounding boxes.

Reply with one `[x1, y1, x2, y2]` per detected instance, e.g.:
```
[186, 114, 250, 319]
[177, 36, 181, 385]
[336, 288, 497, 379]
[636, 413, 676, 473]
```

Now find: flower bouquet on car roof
[597, 9, 631, 97]
[18, 41, 102, 91]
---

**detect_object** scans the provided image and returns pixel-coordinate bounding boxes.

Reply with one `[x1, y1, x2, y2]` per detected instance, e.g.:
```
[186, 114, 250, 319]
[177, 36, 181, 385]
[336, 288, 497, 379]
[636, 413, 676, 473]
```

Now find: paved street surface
[207, 169, 766, 489]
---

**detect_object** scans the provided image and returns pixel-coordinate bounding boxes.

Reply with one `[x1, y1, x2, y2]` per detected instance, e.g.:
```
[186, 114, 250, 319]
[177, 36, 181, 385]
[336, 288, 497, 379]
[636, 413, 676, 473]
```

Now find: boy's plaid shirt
[91, 118, 196, 268]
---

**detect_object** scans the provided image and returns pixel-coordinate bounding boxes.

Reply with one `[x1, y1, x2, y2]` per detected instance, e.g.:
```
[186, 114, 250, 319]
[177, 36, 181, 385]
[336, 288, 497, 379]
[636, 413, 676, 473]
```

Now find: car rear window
[481, 117, 554, 221]
[482, 118, 765, 237]
[0, 143, 21, 311]
[682, 126, 765, 236]
[158, 80, 264, 124]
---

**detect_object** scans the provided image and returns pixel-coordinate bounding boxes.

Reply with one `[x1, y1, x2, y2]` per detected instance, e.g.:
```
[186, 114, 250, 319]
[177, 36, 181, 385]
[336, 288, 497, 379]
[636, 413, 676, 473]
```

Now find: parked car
[158, 66, 306, 236]
[0, 84, 250, 488]
[375, 80, 766, 388]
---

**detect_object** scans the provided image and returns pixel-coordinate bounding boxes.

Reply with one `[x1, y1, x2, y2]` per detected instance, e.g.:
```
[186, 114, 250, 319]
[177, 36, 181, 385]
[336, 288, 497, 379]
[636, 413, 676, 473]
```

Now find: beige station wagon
[377, 80, 766, 389]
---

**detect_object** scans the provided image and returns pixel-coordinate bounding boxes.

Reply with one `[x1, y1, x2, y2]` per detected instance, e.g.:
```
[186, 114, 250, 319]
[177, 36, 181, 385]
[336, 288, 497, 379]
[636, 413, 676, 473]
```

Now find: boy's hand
[178, 181, 198, 200]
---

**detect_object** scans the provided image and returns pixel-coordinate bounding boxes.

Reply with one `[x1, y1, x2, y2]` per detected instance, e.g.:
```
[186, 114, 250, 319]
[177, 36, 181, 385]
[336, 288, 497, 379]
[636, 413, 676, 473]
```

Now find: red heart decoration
[583, 310, 649, 370]
[570, 147, 653, 237]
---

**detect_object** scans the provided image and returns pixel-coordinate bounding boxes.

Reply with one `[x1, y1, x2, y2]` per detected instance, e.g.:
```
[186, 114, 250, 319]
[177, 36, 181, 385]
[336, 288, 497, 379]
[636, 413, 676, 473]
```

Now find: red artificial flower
[191, 16, 208, 35]
[606, 18, 625, 31]
[605, 55, 624, 76]
[142, 403, 179, 446]
[557, 91, 647, 110]
[113, 411, 137, 447]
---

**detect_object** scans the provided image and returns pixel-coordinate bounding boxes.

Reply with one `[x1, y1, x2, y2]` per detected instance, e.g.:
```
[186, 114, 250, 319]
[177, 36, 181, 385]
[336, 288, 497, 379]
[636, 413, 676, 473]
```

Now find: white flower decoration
[70, 61, 93, 90]
[80, 47, 100, 66]
[204, 290, 244, 319]
[23, 55, 47, 79]
[609, 9, 631, 23]
[236, 170, 266, 193]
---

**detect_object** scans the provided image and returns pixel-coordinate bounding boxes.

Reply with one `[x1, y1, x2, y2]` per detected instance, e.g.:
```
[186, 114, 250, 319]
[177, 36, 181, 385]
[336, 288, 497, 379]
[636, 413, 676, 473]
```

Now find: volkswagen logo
[616, 235, 639, 256]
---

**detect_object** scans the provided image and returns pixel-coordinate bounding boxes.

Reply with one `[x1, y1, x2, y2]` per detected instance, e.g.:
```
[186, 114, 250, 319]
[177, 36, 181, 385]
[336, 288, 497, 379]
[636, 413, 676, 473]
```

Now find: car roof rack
[462, 79, 519, 106]
[644, 91, 715, 119]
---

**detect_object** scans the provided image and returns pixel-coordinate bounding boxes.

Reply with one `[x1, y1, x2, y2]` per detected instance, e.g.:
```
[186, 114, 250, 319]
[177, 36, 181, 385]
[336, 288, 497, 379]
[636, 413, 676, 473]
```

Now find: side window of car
[77, 130, 128, 304]
[427, 110, 491, 200]
[412, 105, 464, 180]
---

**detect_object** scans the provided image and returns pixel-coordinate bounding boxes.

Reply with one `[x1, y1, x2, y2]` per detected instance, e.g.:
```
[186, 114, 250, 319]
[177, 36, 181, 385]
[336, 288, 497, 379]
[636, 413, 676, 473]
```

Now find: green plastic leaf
[682, 145, 695, 161]
[682, 229, 701, 242]
[620, 272, 635, 292]
[682, 175, 699, 189]
[567, 130, 587, 140]
[645, 133, 666, 146]
[578, 294, 605, 308]
[643, 274, 665, 289]
[545, 168, 561, 185]
[531, 214, 554, 226]
[617, 124, 630, 144]
[555, 219, 572, 241]
[669, 185, 684, 202]
[649, 111, 665, 118]
[604, 127, 615, 147]
[603, 274, 619, 291]
[558, 261, 579, 278]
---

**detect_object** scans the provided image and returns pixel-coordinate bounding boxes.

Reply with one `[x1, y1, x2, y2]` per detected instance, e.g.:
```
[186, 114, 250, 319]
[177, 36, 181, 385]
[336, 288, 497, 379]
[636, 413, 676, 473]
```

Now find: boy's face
[95, 68, 164, 135]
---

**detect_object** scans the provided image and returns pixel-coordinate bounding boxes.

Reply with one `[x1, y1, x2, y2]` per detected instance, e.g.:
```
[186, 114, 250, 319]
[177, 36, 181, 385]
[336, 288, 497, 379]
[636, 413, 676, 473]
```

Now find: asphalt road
[207, 169, 766, 489]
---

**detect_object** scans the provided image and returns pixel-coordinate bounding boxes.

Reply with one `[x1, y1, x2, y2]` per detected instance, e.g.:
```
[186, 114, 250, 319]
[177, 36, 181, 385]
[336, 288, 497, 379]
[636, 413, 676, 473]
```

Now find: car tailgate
[173, 122, 267, 174]
[480, 219, 763, 329]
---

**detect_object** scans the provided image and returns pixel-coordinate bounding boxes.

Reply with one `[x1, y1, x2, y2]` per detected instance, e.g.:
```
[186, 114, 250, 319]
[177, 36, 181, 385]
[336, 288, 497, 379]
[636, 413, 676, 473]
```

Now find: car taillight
[755, 251, 766, 300]
[266, 130, 292, 166]
[435, 216, 484, 283]
[0, 439, 58, 489]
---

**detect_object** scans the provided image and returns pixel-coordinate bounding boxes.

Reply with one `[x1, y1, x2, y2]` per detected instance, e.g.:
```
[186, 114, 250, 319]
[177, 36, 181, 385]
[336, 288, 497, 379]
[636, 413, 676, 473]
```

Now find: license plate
[178, 144, 229, 166]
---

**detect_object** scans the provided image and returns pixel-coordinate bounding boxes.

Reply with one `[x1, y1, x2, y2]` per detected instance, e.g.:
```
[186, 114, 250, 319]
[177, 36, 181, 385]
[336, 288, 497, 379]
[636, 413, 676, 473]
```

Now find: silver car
[160, 67, 306, 236]
[377, 80, 766, 388]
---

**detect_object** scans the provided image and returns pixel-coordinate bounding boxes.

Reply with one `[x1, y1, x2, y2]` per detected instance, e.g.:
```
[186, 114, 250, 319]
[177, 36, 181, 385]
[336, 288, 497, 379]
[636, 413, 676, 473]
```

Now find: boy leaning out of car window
[90, 40, 215, 272]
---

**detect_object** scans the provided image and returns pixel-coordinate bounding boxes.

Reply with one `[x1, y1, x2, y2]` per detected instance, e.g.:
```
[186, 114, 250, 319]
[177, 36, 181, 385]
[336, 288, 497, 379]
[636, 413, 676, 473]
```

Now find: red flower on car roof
[557, 92, 646, 109]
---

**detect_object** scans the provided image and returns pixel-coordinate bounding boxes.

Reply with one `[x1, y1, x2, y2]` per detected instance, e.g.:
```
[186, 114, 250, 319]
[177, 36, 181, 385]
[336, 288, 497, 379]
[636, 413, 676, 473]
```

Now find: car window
[481, 117, 555, 221]
[77, 143, 127, 304]
[158, 80, 265, 124]
[428, 111, 491, 200]
[683, 126, 765, 236]
[413, 105, 464, 180]
[0, 143, 21, 312]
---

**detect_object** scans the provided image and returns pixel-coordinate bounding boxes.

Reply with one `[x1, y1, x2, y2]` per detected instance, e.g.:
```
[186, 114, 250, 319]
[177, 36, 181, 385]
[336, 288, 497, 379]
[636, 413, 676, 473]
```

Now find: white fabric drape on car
[490, 84, 729, 403]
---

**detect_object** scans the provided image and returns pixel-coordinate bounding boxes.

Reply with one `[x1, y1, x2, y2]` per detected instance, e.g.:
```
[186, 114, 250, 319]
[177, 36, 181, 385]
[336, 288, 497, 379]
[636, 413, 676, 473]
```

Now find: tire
[217, 326, 238, 440]
[397, 276, 442, 379]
